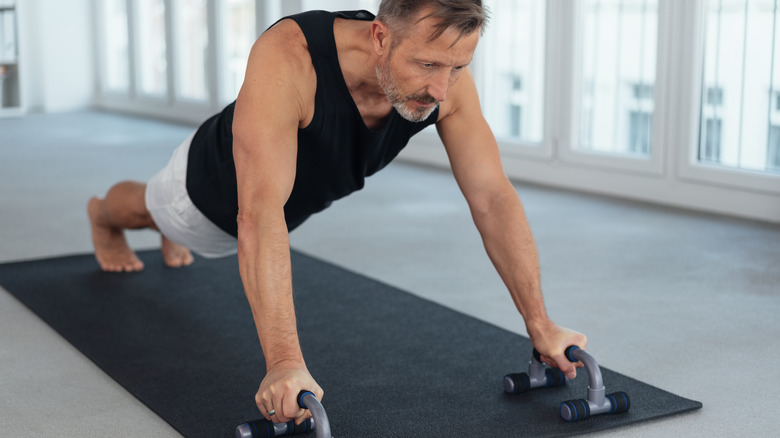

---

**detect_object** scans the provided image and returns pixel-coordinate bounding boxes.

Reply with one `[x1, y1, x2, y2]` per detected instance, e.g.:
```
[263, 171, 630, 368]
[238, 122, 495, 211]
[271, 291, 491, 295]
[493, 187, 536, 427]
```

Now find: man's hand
[255, 360, 324, 425]
[527, 320, 587, 380]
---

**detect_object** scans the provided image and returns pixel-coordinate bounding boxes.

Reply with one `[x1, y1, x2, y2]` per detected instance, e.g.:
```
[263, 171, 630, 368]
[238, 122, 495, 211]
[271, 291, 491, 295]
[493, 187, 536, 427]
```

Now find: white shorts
[145, 132, 238, 258]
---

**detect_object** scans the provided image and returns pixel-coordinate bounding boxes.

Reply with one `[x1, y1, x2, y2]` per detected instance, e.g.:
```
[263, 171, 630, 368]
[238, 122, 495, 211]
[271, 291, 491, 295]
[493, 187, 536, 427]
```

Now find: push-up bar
[235, 391, 331, 438]
[504, 345, 630, 421]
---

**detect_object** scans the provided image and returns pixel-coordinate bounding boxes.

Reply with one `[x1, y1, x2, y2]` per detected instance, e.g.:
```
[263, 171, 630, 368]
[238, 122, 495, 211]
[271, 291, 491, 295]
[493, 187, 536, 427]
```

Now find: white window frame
[555, 0, 667, 176]
[400, 0, 779, 223]
[674, 0, 780, 195]
[93, 0, 300, 123]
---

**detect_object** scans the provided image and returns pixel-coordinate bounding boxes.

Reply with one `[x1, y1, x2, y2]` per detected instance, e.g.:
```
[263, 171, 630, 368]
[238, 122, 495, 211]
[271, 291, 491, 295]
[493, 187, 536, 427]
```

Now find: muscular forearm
[471, 183, 587, 377]
[237, 209, 304, 368]
[470, 183, 550, 332]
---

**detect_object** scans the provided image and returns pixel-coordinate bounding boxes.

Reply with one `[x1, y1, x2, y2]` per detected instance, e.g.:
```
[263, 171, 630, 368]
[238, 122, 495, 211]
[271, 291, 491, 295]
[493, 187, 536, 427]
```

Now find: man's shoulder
[236, 18, 318, 128]
[257, 19, 310, 63]
[249, 19, 316, 90]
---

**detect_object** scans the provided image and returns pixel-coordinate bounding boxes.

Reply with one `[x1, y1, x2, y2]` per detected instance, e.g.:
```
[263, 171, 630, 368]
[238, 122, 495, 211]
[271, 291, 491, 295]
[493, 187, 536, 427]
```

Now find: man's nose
[427, 70, 451, 103]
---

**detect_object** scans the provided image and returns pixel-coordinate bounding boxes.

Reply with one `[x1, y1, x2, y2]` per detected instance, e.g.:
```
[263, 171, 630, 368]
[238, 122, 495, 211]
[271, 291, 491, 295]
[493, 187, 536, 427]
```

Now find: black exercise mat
[1, 251, 701, 437]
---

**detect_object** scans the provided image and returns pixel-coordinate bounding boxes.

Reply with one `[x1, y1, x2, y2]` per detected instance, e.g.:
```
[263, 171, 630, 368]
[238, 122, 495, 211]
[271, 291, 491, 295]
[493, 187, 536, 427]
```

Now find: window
[768, 125, 780, 170]
[700, 117, 723, 162]
[700, 85, 724, 162]
[302, 0, 379, 12]
[101, 0, 129, 92]
[707, 86, 724, 106]
[578, 0, 659, 156]
[220, 0, 256, 103]
[628, 110, 652, 155]
[136, 0, 168, 96]
[626, 82, 654, 155]
[698, 0, 780, 173]
[95, 0, 281, 119]
[481, 0, 545, 145]
[173, 0, 209, 101]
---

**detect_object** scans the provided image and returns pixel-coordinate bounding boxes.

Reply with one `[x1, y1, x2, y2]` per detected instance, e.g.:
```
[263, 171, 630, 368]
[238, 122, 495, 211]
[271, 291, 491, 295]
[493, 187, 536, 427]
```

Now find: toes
[98, 256, 144, 272]
[126, 260, 145, 272]
[164, 252, 192, 268]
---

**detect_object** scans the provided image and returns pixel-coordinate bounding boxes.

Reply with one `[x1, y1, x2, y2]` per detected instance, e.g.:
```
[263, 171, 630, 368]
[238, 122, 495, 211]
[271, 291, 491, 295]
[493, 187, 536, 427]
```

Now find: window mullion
[164, 0, 175, 105]
[126, 0, 137, 98]
[207, 0, 219, 109]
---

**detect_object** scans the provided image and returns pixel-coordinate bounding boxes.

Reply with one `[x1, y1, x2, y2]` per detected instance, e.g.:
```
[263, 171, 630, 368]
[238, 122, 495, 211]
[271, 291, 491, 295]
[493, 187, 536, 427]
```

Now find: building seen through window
[578, 0, 658, 157]
[482, 0, 545, 145]
[699, 0, 780, 173]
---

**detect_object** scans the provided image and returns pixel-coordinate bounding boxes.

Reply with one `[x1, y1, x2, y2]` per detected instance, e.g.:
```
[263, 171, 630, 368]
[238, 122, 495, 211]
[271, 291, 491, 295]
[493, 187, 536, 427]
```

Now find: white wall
[18, 0, 95, 113]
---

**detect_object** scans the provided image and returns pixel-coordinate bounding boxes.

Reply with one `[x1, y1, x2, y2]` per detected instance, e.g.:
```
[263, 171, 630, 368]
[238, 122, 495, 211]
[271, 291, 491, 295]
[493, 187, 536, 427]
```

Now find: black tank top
[186, 10, 439, 236]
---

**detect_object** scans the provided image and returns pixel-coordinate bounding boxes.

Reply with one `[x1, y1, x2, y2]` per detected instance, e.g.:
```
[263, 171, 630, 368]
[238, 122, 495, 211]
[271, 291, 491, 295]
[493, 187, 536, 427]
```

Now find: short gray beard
[375, 61, 439, 123]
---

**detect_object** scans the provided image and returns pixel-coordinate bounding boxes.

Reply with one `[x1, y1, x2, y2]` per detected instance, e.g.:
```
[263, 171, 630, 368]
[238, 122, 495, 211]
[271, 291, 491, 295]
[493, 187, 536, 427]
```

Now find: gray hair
[376, 0, 489, 46]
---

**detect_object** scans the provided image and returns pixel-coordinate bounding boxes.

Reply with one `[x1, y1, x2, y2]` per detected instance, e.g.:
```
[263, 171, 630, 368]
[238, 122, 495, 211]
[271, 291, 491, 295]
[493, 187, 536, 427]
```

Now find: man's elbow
[236, 208, 289, 246]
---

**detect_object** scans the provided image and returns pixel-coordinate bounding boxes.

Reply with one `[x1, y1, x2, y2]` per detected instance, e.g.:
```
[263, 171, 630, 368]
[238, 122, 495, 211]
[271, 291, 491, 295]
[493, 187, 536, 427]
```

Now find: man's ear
[371, 21, 390, 56]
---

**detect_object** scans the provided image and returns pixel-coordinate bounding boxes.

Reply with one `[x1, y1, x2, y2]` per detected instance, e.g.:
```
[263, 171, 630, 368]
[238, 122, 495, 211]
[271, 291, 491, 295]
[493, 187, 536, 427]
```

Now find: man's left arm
[436, 69, 586, 378]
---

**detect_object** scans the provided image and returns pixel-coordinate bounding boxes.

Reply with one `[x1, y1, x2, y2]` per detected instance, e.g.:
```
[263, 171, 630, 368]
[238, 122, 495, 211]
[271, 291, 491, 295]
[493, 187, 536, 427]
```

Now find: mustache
[407, 93, 437, 104]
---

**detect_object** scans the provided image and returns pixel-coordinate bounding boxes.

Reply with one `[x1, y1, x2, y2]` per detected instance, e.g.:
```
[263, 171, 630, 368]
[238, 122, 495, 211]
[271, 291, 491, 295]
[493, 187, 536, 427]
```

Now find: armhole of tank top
[288, 14, 330, 135]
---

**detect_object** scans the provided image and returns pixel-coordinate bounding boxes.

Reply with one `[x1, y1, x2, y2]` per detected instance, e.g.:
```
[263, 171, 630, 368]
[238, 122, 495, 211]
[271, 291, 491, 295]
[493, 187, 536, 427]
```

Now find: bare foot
[161, 236, 194, 268]
[88, 197, 145, 272]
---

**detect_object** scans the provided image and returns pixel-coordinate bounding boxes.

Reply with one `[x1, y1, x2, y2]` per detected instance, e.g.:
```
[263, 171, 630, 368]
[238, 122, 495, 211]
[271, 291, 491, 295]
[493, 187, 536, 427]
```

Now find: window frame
[554, 0, 668, 177]
[93, 0, 297, 122]
[475, 0, 555, 161]
[674, 0, 780, 195]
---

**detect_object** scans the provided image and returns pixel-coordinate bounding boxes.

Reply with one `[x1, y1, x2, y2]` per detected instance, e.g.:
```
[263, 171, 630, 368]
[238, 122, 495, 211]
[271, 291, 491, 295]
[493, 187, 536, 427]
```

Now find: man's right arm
[232, 19, 321, 425]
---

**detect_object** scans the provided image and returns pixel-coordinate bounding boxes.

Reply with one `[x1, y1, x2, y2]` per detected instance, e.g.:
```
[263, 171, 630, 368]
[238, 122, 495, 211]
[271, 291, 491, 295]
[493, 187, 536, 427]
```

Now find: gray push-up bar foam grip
[235, 391, 331, 438]
[559, 346, 631, 422]
[504, 348, 567, 394]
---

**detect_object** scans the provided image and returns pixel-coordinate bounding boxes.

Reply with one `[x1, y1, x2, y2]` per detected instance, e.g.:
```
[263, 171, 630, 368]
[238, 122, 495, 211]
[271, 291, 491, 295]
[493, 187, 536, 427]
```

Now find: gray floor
[1, 111, 778, 437]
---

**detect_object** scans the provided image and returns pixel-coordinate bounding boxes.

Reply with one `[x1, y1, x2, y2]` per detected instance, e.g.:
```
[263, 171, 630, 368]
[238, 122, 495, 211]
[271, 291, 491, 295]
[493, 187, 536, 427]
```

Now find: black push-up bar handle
[503, 348, 567, 394]
[559, 346, 630, 422]
[235, 391, 332, 438]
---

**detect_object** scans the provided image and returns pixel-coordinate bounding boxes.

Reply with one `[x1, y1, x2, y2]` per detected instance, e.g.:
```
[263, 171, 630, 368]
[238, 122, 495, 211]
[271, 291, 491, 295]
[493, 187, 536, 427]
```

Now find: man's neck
[334, 18, 393, 129]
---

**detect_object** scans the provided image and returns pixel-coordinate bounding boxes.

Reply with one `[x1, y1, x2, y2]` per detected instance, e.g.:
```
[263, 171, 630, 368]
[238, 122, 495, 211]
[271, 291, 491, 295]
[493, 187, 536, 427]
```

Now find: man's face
[375, 17, 479, 123]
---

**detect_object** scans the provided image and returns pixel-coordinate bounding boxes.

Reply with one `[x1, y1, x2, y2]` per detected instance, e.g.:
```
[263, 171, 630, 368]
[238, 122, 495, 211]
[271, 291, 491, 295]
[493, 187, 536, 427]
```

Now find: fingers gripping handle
[503, 349, 567, 394]
[298, 391, 331, 438]
[234, 391, 331, 438]
[564, 345, 604, 405]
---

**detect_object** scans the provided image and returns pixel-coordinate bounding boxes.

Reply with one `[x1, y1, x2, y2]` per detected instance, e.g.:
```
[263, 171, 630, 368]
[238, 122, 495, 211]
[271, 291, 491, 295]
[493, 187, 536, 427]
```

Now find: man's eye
[422, 63, 435, 68]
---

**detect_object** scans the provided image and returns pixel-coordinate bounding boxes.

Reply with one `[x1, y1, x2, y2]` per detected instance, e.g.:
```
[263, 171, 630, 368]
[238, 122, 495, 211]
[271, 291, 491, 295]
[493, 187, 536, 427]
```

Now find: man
[88, 0, 586, 425]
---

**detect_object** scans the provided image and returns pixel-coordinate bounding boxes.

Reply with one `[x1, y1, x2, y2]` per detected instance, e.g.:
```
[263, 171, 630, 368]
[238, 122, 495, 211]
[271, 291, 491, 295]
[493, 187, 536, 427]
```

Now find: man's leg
[88, 181, 193, 272]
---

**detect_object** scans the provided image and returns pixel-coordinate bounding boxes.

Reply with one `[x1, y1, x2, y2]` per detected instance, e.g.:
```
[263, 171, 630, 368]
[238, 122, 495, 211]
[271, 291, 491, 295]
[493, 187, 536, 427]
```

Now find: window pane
[698, 0, 780, 174]
[482, 0, 546, 144]
[302, 0, 379, 11]
[221, 0, 255, 102]
[174, 0, 208, 101]
[136, 0, 168, 96]
[578, 0, 658, 156]
[102, 0, 129, 92]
